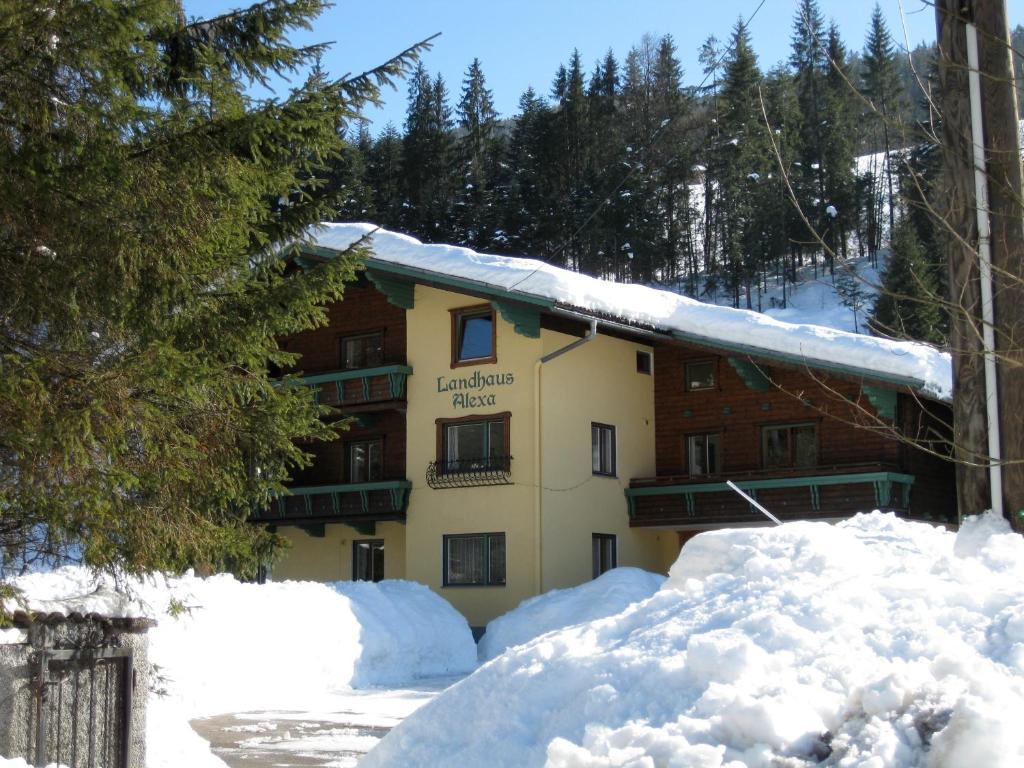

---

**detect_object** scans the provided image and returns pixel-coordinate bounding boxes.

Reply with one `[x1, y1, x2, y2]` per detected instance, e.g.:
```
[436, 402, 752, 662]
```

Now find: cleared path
[190, 678, 459, 767]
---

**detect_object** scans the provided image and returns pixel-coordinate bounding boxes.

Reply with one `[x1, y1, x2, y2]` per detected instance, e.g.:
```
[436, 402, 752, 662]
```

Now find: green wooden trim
[625, 471, 916, 508]
[862, 384, 897, 420]
[727, 357, 771, 391]
[353, 521, 377, 536]
[299, 364, 412, 387]
[363, 258, 557, 309]
[285, 480, 412, 496]
[670, 330, 927, 392]
[492, 299, 541, 338]
[366, 270, 415, 309]
[299, 523, 326, 538]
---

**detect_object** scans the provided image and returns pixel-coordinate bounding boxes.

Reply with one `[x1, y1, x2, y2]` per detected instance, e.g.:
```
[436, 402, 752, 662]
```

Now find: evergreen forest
[327, 1, 1024, 347]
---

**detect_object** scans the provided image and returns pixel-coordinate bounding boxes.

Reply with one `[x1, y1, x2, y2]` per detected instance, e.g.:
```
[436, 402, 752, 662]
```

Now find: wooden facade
[625, 340, 956, 528]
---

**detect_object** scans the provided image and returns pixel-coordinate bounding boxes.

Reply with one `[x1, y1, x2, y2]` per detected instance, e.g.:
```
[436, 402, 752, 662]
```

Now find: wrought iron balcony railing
[425, 456, 513, 489]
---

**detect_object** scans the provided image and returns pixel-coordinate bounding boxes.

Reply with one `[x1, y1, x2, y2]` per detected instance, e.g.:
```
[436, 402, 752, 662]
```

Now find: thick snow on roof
[309, 224, 952, 400]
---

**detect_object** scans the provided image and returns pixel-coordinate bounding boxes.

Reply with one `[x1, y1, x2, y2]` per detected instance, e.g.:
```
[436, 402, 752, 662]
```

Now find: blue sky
[183, 0, 1023, 132]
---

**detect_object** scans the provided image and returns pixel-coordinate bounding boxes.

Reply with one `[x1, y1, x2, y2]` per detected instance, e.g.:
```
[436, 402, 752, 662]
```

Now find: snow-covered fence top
[308, 223, 952, 401]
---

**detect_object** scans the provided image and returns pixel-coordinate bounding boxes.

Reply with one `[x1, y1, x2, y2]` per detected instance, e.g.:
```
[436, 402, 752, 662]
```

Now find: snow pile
[478, 567, 664, 661]
[8, 569, 476, 768]
[308, 224, 951, 400]
[360, 512, 1024, 768]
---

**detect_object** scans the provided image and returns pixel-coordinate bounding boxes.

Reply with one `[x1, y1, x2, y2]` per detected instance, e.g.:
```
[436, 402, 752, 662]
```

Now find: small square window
[762, 424, 817, 469]
[340, 332, 384, 370]
[451, 306, 495, 366]
[591, 423, 616, 476]
[685, 360, 716, 391]
[636, 351, 652, 374]
[443, 533, 506, 586]
[592, 533, 617, 578]
[687, 433, 721, 475]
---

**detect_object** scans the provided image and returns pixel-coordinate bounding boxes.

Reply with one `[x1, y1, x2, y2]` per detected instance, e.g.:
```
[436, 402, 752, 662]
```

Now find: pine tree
[366, 123, 405, 230]
[716, 19, 768, 307]
[454, 59, 499, 249]
[820, 23, 858, 261]
[871, 220, 943, 342]
[0, 0, 425, 582]
[400, 65, 455, 240]
[861, 4, 903, 250]
[789, 0, 828, 268]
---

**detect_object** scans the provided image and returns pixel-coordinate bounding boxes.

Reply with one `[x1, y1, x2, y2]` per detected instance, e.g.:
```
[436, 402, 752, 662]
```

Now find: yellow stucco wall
[402, 285, 541, 627]
[269, 283, 677, 625]
[273, 521, 406, 582]
[539, 329, 668, 590]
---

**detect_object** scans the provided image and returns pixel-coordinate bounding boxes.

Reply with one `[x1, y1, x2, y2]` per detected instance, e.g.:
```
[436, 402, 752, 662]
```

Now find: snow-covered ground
[360, 512, 1024, 768]
[5, 570, 477, 768]
[479, 567, 665, 661]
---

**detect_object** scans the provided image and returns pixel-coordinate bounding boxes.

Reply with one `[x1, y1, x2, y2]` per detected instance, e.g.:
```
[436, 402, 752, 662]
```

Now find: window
[591, 423, 616, 476]
[353, 540, 384, 582]
[636, 350, 652, 374]
[348, 439, 383, 483]
[685, 360, 716, 391]
[687, 433, 721, 476]
[341, 331, 384, 370]
[443, 533, 506, 586]
[439, 414, 510, 473]
[592, 534, 617, 578]
[762, 423, 818, 469]
[451, 306, 496, 366]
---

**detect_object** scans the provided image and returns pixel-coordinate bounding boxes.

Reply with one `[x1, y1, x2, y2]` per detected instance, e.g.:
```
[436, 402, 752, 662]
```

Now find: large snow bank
[8, 570, 476, 768]
[479, 567, 664, 661]
[308, 224, 952, 400]
[361, 512, 1024, 767]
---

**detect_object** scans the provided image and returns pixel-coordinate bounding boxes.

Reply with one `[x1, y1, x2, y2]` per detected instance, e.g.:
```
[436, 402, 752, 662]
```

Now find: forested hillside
[326, 1, 993, 346]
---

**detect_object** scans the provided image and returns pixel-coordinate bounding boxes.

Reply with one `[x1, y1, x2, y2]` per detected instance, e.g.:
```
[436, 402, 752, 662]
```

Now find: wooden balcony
[299, 365, 413, 411]
[252, 480, 412, 532]
[625, 463, 915, 528]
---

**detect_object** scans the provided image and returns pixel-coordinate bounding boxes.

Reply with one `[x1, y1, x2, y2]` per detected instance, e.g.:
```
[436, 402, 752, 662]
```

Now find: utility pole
[935, 0, 1024, 530]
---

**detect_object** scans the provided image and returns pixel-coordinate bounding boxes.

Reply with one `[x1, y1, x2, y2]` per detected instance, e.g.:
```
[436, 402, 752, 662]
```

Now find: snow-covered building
[253, 224, 955, 627]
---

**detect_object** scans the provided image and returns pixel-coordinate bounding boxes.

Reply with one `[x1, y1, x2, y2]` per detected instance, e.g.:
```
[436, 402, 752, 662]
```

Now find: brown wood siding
[653, 342, 900, 478]
[290, 411, 407, 486]
[281, 277, 407, 375]
[898, 395, 957, 523]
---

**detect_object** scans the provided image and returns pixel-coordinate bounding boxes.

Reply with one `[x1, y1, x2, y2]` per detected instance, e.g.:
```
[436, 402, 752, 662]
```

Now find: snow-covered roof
[307, 223, 952, 401]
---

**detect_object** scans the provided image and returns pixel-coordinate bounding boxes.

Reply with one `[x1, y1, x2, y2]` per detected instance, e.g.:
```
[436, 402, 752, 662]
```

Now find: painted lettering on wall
[436, 371, 515, 409]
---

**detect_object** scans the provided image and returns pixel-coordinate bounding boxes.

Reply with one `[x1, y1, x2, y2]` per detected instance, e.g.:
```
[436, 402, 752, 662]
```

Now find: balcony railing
[425, 456, 513, 489]
[297, 364, 413, 409]
[252, 480, 412, 524]
[625, 463, 915, 527]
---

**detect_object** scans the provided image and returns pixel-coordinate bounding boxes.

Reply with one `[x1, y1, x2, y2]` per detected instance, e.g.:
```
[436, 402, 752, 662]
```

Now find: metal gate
[30, 647, 133, 768]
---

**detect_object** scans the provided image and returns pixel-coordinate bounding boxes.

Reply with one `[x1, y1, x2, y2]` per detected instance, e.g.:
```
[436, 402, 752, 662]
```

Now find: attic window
[451, 305, 496, 367]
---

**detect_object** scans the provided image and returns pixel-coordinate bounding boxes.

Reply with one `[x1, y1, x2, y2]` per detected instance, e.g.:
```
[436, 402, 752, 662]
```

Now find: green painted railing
[624, 470, 915, 519]
[298, 364, 413, 405]
[255, 480, 412, 520]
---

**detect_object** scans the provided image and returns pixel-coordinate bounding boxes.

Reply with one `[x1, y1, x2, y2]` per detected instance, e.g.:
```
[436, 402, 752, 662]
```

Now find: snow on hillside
[360, 512, 1024, 768]
[7, 569, 477, 768]
[478, 567, 665, 661]
[309, 224, 950, 400]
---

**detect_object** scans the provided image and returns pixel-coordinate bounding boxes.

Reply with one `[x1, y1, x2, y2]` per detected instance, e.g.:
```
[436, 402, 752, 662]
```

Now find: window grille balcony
[425, 456, 513, 489]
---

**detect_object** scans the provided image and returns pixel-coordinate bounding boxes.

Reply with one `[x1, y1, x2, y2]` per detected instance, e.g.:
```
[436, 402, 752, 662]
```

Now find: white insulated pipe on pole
[965, 21, 1005, 518]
